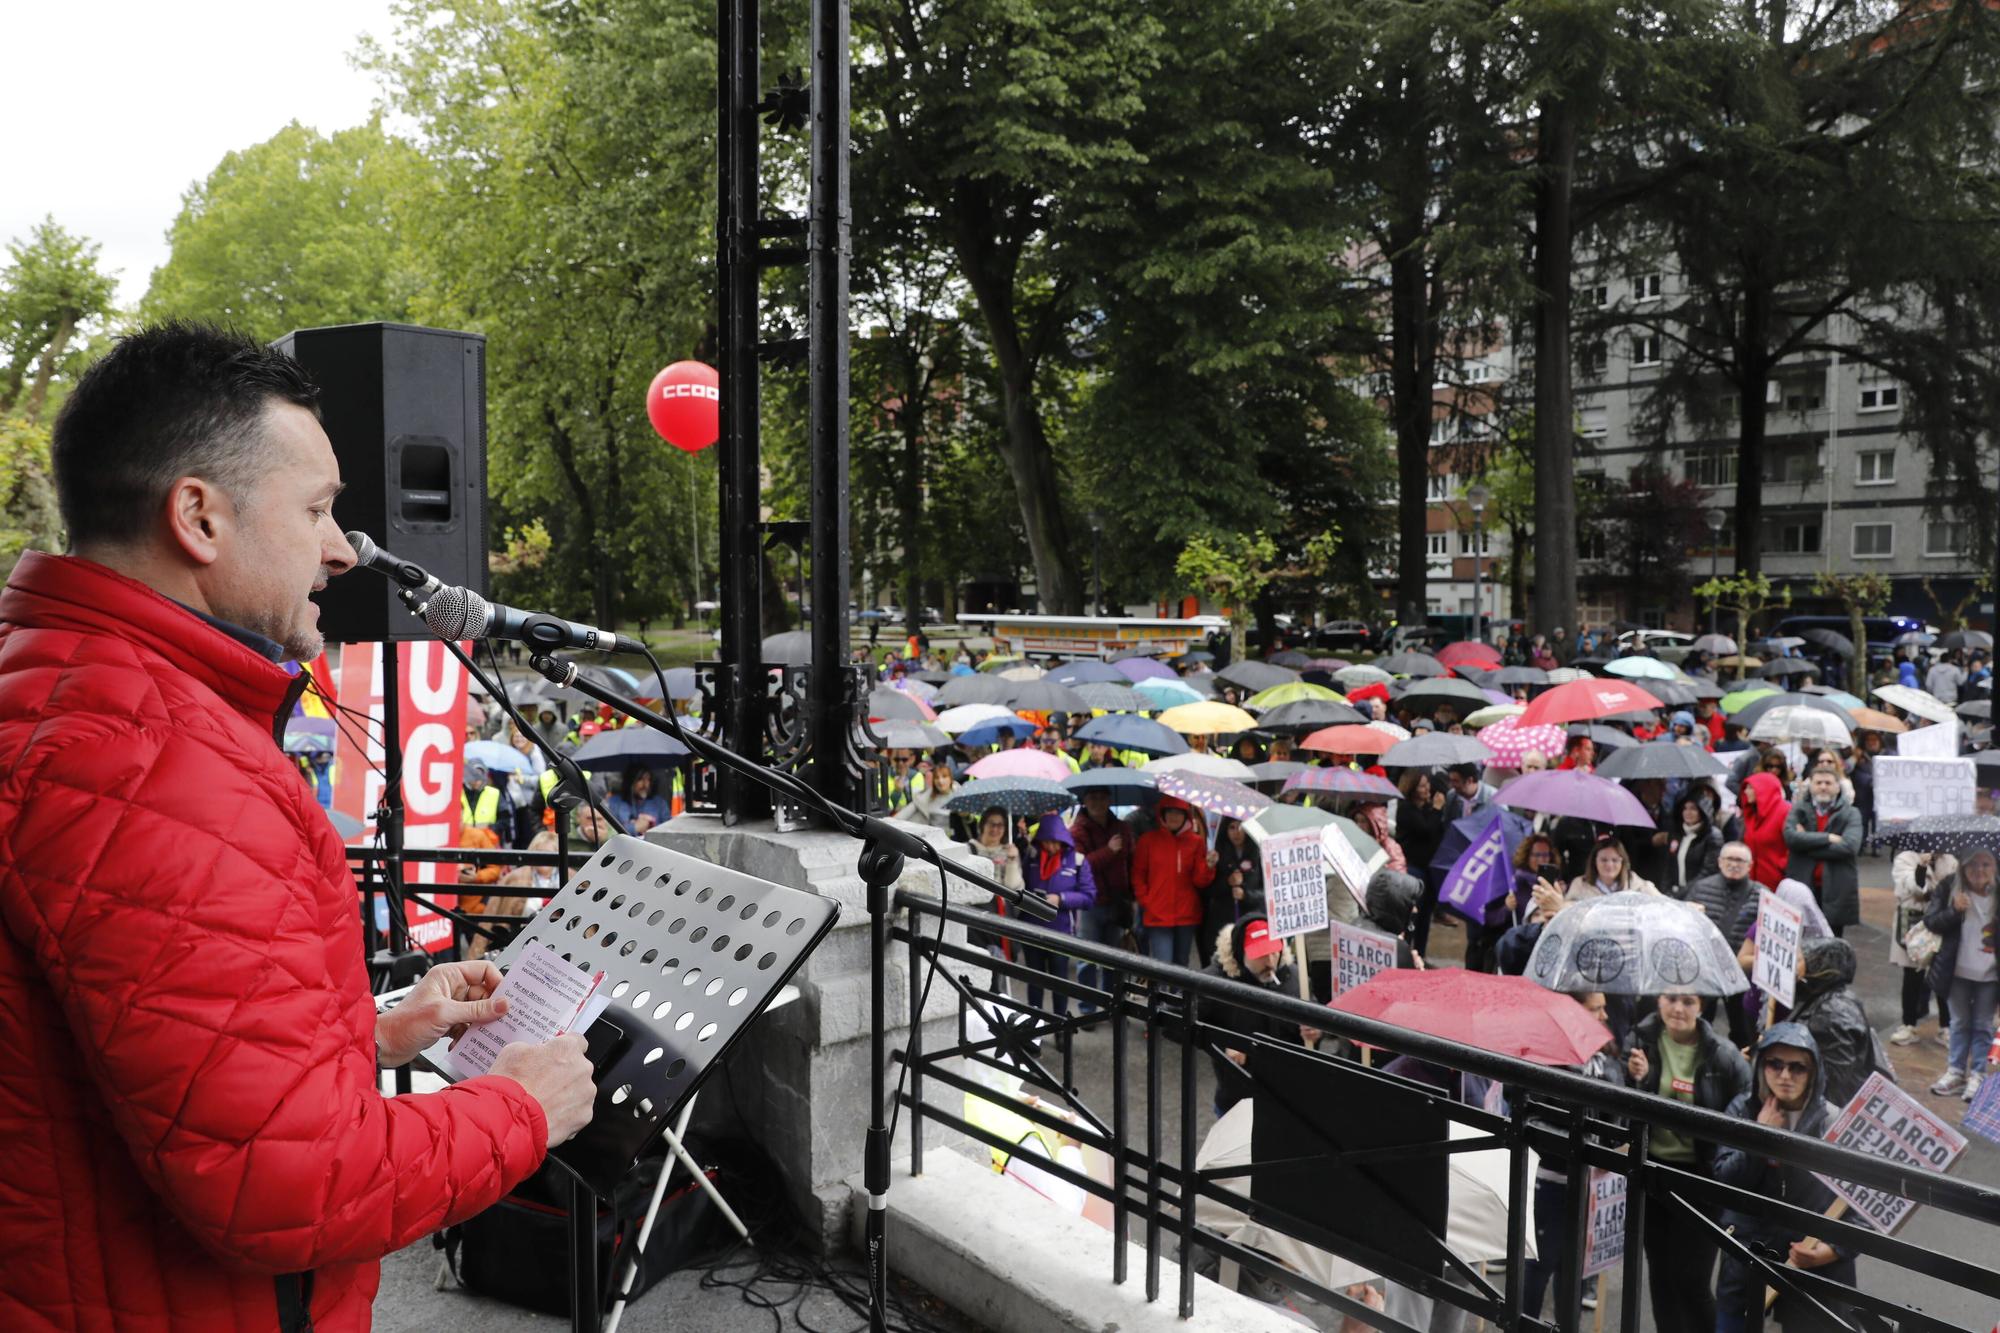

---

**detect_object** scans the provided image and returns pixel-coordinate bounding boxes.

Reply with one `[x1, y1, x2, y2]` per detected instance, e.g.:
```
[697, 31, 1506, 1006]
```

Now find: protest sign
[1815, 1072, 1968, 1233]
[1264, 828, 1330, 939]
[1581, 1169, 1628, 1278]
[1322, 822, 1373, 907]
[1896, 718, 1960, 759]
[1329, 920, 1399, 996]
[1438, 811, 1513, 924]
[1751, 889, 1803, 1008]
[1873, 756, 1976, 824]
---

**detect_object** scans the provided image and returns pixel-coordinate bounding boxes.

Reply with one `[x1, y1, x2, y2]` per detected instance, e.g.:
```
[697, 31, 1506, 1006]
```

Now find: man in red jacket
[1131, 795, 1216, 967]
[0, 323, 595, 1332]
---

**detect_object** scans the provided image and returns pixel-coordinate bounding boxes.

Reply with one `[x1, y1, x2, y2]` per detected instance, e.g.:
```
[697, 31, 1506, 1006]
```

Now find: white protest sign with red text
[1815, 1072, 1967, 1233]
[1329, 920, 1399, 997]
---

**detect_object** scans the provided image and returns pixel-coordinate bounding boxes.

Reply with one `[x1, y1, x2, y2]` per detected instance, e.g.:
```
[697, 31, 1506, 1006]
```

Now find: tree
[1177, 529, 1337, 665]
[0, 218, 117, 426]
[1694, 571, 1791, 678]
[0, 415, 62, 577]
[1601, 462, 1709, 617]
[1812, 570, 1891, 679]
[140, 121, 428, 345]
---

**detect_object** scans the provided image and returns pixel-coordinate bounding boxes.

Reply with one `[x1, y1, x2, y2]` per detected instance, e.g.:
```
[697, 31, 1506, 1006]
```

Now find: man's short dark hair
[51, 320, 320, 548]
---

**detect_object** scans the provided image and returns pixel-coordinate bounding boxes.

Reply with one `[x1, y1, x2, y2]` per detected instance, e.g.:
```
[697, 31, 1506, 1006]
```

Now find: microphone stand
[521, 649, 1054, 1333]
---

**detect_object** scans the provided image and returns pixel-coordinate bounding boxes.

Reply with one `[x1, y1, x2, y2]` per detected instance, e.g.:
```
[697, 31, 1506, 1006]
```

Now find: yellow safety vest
[461, 785, 502, 828]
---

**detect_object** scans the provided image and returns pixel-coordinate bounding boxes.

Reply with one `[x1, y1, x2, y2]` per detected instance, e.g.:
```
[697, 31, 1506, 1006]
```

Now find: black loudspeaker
[273, 322, 488, 642]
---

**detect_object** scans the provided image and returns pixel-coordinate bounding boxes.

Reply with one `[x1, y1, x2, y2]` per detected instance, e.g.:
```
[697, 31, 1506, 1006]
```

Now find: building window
[1852, 522, 1894, 559]
[1858, 383, 1901, 412]
[1685, 447, 1738, 488]
[1427, 473, 1453, 501]
[1586, 284, 1610, 308]
[1581, 341, 1609, 377]
[1579, 405, 1609, 438]
[1855, 450, 1895, 485]
[1578, 529, 1609, 561]
[1632, 334, 1662, 367]
[1633, 272, 1663, 302]
[1458, 529, 1492, 556]
[1781, 386, 1823, 413]
[1925, 520, 1967, 556]
[1771, 446, 1824, 485]
[1770, 520, 1822, 555]
[1427, 533, 1450, 558]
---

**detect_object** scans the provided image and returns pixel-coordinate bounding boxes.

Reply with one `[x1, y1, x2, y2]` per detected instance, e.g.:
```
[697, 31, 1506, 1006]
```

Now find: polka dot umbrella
[944, 777, 1076, 821]
[1479, 716, 1571, 766]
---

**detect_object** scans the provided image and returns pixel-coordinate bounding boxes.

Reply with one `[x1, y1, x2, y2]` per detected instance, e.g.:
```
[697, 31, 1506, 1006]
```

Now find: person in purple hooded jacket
[1022, 815, 1098, 1015]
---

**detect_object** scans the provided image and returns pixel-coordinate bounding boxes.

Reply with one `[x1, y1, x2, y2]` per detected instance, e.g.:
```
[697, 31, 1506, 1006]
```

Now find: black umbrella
[1397, 678, 1492, 717]
[1957, 700, 1993, 722]
[1595, 741, 1729, 780]
[1376, 652, 1446, 678]
[1731, 691, 1855, 732]
[1647, 681, 1698, 707]
[935, 675, 1015, 707]
[572, 727, 692, 771]
[1881, 814, 2000, 854]
[1971, 751, 2000, 787]
[1217, 660, 1300, 692]
[1566, 723, 1634, 749]
[1492, 665, 1550, 687]
[1267, 650, 1313, 668]
[1248, 760, 1308, 790]
[1942, 629, 1995, 651]
[1255, 699, 1368, 734]
[1686, 679, 1727, 701]
[761, 630, 813, 665]
[1759, 658, 1820, 680]
[1003, 679, 1094, 714]
[1801, 628, 1855, 658]
[1379, 732, 1495, 767]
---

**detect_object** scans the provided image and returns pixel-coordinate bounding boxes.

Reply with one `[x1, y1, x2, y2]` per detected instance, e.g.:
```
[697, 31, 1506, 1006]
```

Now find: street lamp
[1705, 507, 1728, 636]
[1467, 483, 1491, 643]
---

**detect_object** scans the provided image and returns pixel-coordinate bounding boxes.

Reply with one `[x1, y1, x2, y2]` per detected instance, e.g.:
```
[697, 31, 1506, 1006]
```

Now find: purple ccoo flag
[1439, 809, 1515, 923]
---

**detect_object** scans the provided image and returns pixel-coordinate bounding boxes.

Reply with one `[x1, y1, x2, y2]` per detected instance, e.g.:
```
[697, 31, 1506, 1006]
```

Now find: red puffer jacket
[0, 553, 548, 1332]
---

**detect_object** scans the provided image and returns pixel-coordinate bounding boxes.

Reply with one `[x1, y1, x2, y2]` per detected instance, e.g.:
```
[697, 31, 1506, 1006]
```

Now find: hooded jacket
[1783, 788, 1863, 930]
[1623, 1010, 1752, 1170]
[1022, 815, 1097, 936]
[1362, 869, 1422, 968]
[1132, 798, 1215, 929]
[1714, 1023, 1859, 1307]
[1739, 772, 1794, 891]
[0, 553, 547, 1332]
[1200, 915, 1301, 1114]
[1789, 939, 1881, 1108]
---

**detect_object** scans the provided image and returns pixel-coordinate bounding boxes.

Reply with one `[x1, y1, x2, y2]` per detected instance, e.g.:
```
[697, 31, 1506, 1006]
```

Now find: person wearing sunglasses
[1713, 1023, 1857, 1332]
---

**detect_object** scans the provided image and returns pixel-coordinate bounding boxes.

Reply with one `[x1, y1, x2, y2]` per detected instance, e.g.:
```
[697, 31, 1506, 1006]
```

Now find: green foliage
[139, 121, 428, 344]
[0, 415, 62, 576]
[1, 218, 118, 425]
[1694, 571, 1791, 672]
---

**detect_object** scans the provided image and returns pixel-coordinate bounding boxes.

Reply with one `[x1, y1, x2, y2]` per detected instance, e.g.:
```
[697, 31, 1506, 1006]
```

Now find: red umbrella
[1330, 969, 1613, 1066]
[1516, 677, 1664, 730]
[1298, 724, 1396, 756]
[1436, 641, 1502, 671]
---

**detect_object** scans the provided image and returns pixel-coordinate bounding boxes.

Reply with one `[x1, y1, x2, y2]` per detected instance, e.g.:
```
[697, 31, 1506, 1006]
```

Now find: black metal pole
[806, 0, 857, 812]
[716, 0, 766, 824]
[380, 640, 408, 955]
[859, 843, 902, 1333]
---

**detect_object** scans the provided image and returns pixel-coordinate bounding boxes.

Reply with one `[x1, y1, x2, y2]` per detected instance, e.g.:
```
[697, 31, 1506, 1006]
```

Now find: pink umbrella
[967, 749, 1073, 782]
[1436, 641, 1502, 671]
[1480, 716, 1568, 766]
[1494, 770, 1656, 826]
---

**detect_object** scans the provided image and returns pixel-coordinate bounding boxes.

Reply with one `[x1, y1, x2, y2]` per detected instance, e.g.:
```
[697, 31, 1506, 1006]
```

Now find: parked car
[1313, 620, 1375, 651]
[1614, 629, 1697, 663]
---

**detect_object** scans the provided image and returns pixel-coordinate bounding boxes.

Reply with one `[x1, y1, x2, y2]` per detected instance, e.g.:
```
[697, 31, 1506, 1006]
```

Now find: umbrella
[1690, 634, 1739, 655]
[968, 749, 1073, 782]
[1464, 703, 1525, 729]
[944, 777, 1076, 821]
[660, 667, 699, 701]
[1894, 631, 1936, 649]
[1177, 672, 1217, 697]
[1594, 741, 1728, 781]
[1368, 720, 1413, 742]
[1941, 629, 1994, 651]
[1073, 713, 1188, 757]
[1002, 680, 1092, 714]
[1874, 684, 1957, 724]
[1435, 641, 1503, 671]
[872, 721, 952, 750]
[1603, 656, 1679, 681]
[977, 655, 1025, 672]
[1332, 971, 1614, 1067]
[1157, 701, 1259, 735]
[1244, 801, 1336, 841]
[1380, 733, 1495, 768]
[913, 670, 952, 685]
[1244, 681, 1346, 710]
[956, 716, 1042, 747]
[1761, 636, 1806, 651]
[1686, 679, 1727, 701]
[1771, 878, 1835, 941]
[1152, 771, 1271, 821]
[1748, 706, 1853, 747]
[1135, 678, 1205, 709]
[1452, 665, 1497, 687]
[1647, 681, 1699, 707]
[1958, 700, 1993, 722]
[1047, 659, 1127, 686]
[1298, 724, 1397, 756]
[1718, 683, 1781, 714]
[998, 664, 1047, 682]
[1171, 650, 1216, 666]
[1113, 657, 1177, 682]
[1730, 691, 1855, 733]
[1712, 655, 1765, 671]
[1064, 768, 1157, 805]
[463, 739, 535, 775]
[1397, 678, 1492, 717]
[1148, 753, 1258, 780]
[1798, 686, 1866, 711]
[1334, 664, 1395, 689]
[1517, 677, 1665, 729]
[1282, 767, 1401, 801]
[1525, 893, 1747, 996]
[1376, 651, 1446, 678]
[328, 809, 366, 839]
[1801, 628, 1855, 658]
[1267, 650, 1314, 668]
[1848, 706, 1909, 733]
[867, 687, 937, 722]
[761, 630, 813, 665]
[935, 675, 1015, 707]
[935, 703, 1022, 734]
[1254, 699, 1367, 735]
[1759, 658, 1820, 680]
[1072, 681, 1151, 713]
[572, 728, 691, 771]
[1427, 806, 1534, 909]
[1248, 760, 1308, 789]
[1217, 660, 1300, 693]
[1881, 814, 2000, 853]
[1494, 770, 1656, 826]
[1566, 723, 1635, 749]
[1491, 665, 1549, 687]
[1544, 667, 1591, 684]
[884, 676, 939, 702]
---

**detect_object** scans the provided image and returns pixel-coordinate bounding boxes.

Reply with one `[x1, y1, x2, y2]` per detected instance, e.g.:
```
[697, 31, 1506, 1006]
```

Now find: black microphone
[346, 531, 645, 655]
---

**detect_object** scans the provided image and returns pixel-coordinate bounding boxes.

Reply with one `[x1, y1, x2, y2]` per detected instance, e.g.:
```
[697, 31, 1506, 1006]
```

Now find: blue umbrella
[1074, 713, 1188, 758]
[572, 727, 692, 771]
[464, 739, 535, 775]
[1065, 767, 1158, 805]
[1048, 659, 1128, 686]
[956, 717, 1040, 747]
[945, 777, 1077, 821]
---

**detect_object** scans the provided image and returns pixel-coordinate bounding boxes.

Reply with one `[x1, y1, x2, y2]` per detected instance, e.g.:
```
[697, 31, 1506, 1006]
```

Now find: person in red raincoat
[1734, 770, 1794, 892]
[1131, 796, 1217, 968]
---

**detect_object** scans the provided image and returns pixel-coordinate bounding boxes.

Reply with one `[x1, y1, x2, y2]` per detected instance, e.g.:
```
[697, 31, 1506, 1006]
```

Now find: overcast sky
[4, 1, 401, 308]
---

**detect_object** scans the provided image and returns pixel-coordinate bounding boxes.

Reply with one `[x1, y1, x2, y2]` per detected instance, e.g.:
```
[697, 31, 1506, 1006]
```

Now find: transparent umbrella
[1525, 892, 1747, 996]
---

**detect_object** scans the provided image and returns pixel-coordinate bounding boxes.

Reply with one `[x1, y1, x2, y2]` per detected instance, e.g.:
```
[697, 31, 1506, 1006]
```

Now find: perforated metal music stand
[421, 833, 838, 1196]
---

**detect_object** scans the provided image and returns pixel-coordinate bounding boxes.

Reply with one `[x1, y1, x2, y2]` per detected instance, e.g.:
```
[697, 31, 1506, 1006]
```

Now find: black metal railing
[891, 892, 2000, 1333]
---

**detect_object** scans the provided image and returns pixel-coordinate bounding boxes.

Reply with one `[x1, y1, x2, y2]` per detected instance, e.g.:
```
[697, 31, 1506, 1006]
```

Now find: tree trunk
[1509, 522, 1530, 621]
[21, 313, 77, 426]
[1733, 285, 1774, 577]
[1389, 232, 1433, 630]
[1531, 95, 1579, 641]
[899, 390, 925, 643]
[541, 411, 605, 625]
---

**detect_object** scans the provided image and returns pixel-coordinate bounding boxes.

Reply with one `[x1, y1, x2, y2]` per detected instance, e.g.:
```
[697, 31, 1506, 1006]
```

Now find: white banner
[1582, 1169, 1628, 1278]
[1874, 756, 1976, 823]
[1896, 719, 1960, 759]
[1322, 822, 1372, 908]
[1816, 1072, 1968, 1234]
[1262, 828, 1330, 940]
[1329, 920, 1399, 996]
[1752, 888, 1803, 1008]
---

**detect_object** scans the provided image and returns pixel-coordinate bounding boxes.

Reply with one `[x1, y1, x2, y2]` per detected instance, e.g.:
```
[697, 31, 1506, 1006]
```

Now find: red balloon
[646, 360, 720, 451]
